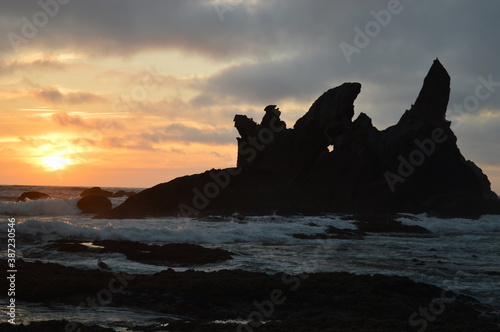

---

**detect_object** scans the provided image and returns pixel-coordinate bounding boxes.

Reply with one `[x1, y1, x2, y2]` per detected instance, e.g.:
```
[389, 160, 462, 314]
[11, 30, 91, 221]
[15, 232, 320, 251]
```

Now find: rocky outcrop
[16, 191, 51, 202]
[97, 60, 500, 219]
[77, 195, 112, 214]
[80, 187, 113, 198]
[4, 260, 500, 331]
[43, 240, 233, 266]
[112, 190, 136, 198]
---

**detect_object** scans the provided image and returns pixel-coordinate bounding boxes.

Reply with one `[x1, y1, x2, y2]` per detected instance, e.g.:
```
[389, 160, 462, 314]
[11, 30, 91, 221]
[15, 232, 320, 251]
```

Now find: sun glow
[42, 155, 72, 171]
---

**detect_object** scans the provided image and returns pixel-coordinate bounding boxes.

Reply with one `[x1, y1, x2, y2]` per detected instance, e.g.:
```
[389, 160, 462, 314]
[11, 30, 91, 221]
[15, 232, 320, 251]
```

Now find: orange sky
[0, 51, 246, 187]
[0, 1, 499, 194]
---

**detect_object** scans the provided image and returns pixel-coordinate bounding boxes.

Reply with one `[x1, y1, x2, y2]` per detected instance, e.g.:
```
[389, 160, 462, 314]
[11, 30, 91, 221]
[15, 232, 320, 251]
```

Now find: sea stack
[96, 60, 500, 219]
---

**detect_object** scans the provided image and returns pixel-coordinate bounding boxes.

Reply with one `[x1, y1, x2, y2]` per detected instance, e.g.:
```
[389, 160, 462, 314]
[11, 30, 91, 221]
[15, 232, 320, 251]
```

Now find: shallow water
[0, 185, 499, 328]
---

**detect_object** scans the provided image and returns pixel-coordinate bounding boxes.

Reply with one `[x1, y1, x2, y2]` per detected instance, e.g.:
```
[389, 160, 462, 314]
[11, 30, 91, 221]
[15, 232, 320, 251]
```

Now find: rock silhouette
[112, 190, 136, 198]
[77, 195, 112, 214]
[97, 60, 500, 219]
[16, 191, 51, 202]
[44, 240, 233, 266]
[80, 187, 113, 198]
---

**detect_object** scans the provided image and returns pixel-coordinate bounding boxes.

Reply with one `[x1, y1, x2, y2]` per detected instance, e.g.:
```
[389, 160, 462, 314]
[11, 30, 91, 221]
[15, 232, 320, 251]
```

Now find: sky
[0, 0, 499, 192]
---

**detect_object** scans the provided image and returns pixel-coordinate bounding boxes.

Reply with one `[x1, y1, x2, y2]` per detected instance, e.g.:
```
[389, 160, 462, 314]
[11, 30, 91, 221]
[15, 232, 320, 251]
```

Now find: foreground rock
[77, 195, 112, 214]
[2, 260, 499, 331]
[44, 240, 233, 266]
[97, 60, 500, 219]
[16, 191, 50, 202]
[0, 320, 114, 332]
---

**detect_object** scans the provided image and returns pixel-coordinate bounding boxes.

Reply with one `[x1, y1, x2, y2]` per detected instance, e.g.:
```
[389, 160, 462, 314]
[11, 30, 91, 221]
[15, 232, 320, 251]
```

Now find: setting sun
[42, 155, 72, 171]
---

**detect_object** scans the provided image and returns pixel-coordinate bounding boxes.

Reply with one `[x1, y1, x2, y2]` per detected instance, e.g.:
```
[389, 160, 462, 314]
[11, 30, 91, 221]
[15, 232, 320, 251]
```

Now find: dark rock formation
[97, 60, 500, 219]
[44, 240, 233, 266]
[77, 195, 112, 214]
[3, 260, 500, 331]
[80, 187, 113, 198]
[0, 320, 114, 332]
[112, 189, 136, 197]
[16, 191, 50, 202]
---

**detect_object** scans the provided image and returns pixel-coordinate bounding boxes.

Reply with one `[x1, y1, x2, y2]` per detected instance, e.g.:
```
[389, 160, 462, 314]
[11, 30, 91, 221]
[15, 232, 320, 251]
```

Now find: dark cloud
[38, 87, 64, 103]
[3, 1, 500, 112]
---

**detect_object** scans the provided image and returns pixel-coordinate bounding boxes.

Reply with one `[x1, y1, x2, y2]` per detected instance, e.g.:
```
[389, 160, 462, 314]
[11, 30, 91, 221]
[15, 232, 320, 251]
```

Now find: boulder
[112, 190, 136, 197]
[96, 60, 500, 219]
[16, 191, 51, 202]
[77, 195, 112, 214]
[43, 240, 233, 266]
[80, 187, 113, 198]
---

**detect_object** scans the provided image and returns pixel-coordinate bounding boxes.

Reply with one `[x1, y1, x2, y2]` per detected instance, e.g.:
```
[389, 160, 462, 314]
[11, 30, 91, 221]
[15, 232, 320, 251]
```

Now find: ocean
[0, 185, 499, 330]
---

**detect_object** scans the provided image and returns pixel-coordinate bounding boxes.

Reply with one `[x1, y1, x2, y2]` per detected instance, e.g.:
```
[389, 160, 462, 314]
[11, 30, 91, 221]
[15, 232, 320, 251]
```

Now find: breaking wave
[0, 198, 80, 216]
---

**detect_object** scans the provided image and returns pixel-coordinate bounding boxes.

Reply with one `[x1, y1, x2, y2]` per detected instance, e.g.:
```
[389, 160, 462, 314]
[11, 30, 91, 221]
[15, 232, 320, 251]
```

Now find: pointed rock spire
[402, 59, 451, 125]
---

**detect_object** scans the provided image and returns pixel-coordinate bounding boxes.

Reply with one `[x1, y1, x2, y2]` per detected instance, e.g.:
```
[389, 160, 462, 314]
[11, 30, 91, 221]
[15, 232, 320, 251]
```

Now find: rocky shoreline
[2, 258, 499, 331]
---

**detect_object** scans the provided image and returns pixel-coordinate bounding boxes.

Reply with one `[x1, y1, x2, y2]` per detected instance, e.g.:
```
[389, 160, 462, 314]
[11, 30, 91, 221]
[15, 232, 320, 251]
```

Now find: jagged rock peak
[294, 82, 361, 130]
[403, 58, 450, 125]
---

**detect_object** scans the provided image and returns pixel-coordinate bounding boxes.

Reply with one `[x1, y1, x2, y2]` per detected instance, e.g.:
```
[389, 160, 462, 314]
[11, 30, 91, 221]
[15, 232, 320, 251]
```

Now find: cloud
[52, 113, 124, 134]
[0, 1, 372, 58]
[453, 114, 500, 166]
[102, 137, 159, 151]
[35, 87, 105, 104]
[18, 136, 58, 147]
[141, 123, 236, 146]
[95, 122, 235, 152]
[0, 58, 66, 75]
[3, 1, 500, 114]
[197, 51, 339, 106]
[51, 112, 89, 127]
[38, 88, 64, 103]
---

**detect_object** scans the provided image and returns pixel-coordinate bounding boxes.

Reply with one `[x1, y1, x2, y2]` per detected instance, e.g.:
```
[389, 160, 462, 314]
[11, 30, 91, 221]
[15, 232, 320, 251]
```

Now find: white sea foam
[4, 212, 498, 308]
[398, 214, 500, 234]
[0, 198, 81, 216]
[12, 215, 353, 244]
[0, 197, 126, 217]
